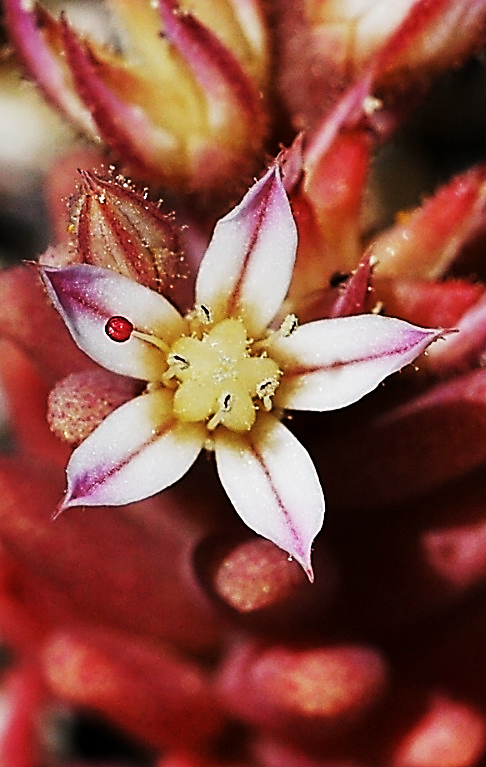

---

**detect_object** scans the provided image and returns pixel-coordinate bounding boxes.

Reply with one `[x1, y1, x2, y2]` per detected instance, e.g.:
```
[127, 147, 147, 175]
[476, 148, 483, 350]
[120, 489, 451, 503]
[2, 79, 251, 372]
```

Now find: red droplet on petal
[105, 316, 134, 342]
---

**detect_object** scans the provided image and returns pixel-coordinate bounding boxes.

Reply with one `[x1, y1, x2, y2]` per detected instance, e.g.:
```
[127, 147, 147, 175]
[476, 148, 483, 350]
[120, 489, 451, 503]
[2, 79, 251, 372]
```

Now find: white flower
[40, 165, 441, 580]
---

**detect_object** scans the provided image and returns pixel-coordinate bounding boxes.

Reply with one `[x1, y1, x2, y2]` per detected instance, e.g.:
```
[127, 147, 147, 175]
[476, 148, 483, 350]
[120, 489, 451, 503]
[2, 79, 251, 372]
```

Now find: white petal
[60, 388, 205, 510]
[214, 416, 324, 580]
[271, 314, 442, 411]
[40, 265, 186, 380]
[195, 166, 297, 336]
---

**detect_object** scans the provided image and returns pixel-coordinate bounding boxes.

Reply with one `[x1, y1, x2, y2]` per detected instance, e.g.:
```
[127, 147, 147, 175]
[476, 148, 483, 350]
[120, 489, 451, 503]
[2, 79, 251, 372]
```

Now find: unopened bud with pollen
[61, 170, 186, 296]
[47, 369, 137, 446]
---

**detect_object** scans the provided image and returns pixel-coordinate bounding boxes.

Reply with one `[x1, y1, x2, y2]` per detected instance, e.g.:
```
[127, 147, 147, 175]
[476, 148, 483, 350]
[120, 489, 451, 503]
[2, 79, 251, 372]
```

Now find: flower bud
[4, 0, 269, 195]
[211, 538, 307, 613]
[275, 0, 486, 131]
[47, 369, 137, 446]
[217, 641, 388, 746]
[392, 694, 486, 767]
[65, 170, 185, 295]
[42, 628, 224, 751]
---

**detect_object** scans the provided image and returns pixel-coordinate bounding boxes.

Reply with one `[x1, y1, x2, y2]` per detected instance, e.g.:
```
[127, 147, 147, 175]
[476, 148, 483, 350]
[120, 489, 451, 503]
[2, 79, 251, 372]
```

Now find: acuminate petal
[214, 416, 324, 581]
[40, 265, 185, 381]
[271, 315, 442, 411]
[195, 166, 297, 337]
[60, 388, 205, 510]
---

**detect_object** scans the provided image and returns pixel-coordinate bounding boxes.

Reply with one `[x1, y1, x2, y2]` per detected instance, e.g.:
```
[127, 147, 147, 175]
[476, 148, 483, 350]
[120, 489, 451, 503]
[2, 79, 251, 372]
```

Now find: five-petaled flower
[40, 165, 442, 580]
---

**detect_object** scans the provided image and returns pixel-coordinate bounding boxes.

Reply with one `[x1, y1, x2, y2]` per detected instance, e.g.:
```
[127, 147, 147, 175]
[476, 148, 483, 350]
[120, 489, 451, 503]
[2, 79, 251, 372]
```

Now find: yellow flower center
[112, 307, 298, 433]
[163, 315, 281, 432]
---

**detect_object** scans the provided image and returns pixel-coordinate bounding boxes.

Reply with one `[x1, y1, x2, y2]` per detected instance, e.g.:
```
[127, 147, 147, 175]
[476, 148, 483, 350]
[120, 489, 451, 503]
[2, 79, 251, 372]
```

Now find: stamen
[105, 316, 134, 342]
[280, 314, 298, 337]
[170, 353, 190, 370]
[222, 393, 233, 410]
[207, 392, 233, 430]
[132, 330, 170, 353]
[105, 317, 169, 353]
[165, 352, 189, 378]
[256, 376, 280, 410]
[198, 304, 212, 324]
[162, 350, 190, 384]
[188, 304, 213, 326]
[252, 314, 299, 353]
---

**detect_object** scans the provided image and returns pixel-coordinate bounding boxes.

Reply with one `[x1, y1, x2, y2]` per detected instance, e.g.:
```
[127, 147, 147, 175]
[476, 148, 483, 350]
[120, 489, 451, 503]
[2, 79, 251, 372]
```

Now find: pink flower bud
[62, 170, 186, 296]
[4, 0, 269, 195]
[217, 642, 388, 746]
[392, 694, 486, 767]
[47, 369, 137, 445]
[42, 628, 224, 750]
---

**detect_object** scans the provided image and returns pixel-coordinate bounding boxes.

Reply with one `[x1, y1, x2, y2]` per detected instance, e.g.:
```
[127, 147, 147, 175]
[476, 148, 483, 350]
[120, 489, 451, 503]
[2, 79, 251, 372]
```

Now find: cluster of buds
[4, 0, 269, 195]
[1, 1, 486, 766]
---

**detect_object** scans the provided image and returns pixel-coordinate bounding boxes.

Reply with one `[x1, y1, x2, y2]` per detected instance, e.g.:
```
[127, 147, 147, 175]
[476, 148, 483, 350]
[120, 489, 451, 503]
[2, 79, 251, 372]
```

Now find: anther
[163, 352, 190, 384]
[105, 316, 134, 342]
[196, 304, 212, 324]
[256, 377, 279, 410]
[280, 314, 299, 337]
[207, 392, 233, 431]
[222, 393, 233, 411]
[167, 352, 189, 370]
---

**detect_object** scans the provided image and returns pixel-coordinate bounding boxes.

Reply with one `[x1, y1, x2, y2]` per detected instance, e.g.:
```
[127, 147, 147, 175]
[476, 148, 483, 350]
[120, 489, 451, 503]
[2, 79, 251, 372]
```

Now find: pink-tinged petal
[3, 0, 95, 134]
[288, 125, 371, 312]
[426, 291, 486, 374]
[271, 315, 441, 411]
[375, 277, 485, 331]
[62, 388, 205, 510]
[196, 166, 297, 336]
[374, 0, 486, 87]
[320, 368, 486, 513]
[214, 416, 324, 581]
[158, 0, 263, 127]
[40, 264, 185, 380]
[329, 249, 374, 318]
[373, 163, 486, 280]
[60, 17, 179, 184]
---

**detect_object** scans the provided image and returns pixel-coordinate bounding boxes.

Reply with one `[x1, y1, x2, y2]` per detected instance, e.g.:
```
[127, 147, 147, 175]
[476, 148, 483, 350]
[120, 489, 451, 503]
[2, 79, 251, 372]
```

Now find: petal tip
[301, 557, 315, 583]
[51, 495, 71, 520]
[290, 538, 317, 583]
